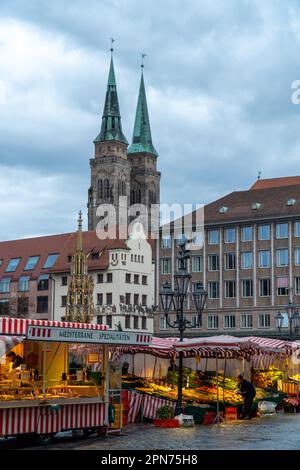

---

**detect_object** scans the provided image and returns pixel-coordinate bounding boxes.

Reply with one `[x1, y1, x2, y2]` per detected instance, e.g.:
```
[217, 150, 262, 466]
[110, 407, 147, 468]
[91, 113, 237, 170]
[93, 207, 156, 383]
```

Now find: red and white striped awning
[114, 336, 177, 358]
[0, 317, 108, 336]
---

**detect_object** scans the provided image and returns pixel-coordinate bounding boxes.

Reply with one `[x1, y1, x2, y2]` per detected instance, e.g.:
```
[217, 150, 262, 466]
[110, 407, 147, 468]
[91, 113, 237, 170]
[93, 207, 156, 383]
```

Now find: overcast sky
[1, 0, 300, 240]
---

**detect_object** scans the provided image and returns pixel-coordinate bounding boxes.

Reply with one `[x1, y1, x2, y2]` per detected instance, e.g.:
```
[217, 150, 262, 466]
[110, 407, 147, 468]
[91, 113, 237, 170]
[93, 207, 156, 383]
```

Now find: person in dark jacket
[6, 351, 25, 370]
[237, 374, 256, 419]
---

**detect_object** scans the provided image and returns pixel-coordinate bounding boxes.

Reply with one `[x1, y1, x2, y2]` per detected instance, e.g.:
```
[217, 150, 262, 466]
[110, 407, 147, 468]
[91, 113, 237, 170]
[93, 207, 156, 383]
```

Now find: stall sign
[26, 326, 151, 346]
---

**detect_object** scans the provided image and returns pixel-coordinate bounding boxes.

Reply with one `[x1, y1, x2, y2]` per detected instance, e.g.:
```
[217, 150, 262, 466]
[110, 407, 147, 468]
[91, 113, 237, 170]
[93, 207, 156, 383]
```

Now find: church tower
[88, 46, 131, 230]
[128, 63, 161, 231]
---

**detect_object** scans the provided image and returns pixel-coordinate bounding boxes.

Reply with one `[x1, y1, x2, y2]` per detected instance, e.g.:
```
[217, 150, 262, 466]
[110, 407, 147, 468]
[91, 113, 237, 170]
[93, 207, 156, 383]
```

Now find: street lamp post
[275, 300, 300, 341]
[159, 240, 208, 416]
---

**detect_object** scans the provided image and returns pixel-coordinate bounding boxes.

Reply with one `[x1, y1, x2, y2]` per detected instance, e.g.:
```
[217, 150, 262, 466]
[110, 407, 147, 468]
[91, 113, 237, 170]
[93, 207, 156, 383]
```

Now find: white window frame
[161, 257, 171, 274]
[208, 281, 219, 299]
[241, 279, 253, 298]
[224, 228, 236, 244]
[207, 315, 219, 329]
[240, 314, 253, 329]
[161, 235, 172, 249]
[295, 248, 300, 266]
[208, 229, 219, 245]
[259, 250, 271, 268]
[295, 221, 300, 238]
[191, 255, 202, 273]
[241, 251, 253, 269]
[208, 254, 219, 271]
[258, 313, 271, 328]
[276, 248, 288, 267]
[276, 223, 288, 239]
[258, 224, 270, 241]
[224, 252, 236, 270]
[224, 315, 236, 329]
[259, 278, 271, 297]
[225, 280, 236, 298]
[241, 226, 253, 242]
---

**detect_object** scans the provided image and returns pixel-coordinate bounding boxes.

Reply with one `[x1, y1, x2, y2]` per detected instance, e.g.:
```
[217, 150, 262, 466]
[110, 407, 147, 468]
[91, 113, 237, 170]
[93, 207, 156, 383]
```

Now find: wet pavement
[1, 413, 300, 450]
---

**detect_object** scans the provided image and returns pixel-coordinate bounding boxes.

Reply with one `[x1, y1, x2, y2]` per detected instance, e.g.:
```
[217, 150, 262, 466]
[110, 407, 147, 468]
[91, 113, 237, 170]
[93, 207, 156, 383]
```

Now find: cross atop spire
[93, 44, 128, 145]
[128, 60, 158, 157]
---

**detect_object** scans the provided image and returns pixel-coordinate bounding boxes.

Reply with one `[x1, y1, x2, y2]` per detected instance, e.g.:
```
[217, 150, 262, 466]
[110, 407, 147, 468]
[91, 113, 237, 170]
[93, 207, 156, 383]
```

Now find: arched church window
[137, 189, 142, 204]
[104, 179, 110, 199]
[98, 179, 103, 199]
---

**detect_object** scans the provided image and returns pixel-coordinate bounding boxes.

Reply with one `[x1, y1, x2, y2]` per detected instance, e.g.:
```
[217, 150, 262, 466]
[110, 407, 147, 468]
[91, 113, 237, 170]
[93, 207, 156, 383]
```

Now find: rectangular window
[125, 316, 131, 329]
[225, 253, 236, 270]
[277, 276, 289, 296]
[295, 277, 300, 295]
[97, 293, 103, 305]
[36, 296, 48, 314]
[134, 294, 139, 305]
[0, 278, 11, 293]
[106, 293, 112, 305]
[241, 252, 253, 269]
[192, 255, 202, 272]
[241, 226, 253, 242]
[208, 281, 219, 299]
[24, 256, 40, 271]
[225, 280, 236, 298]
[259, 278, 271, 297]
[295, 248, 300, 266]
[241, 314, 253, 329]
[142, 317, 147, 329]
[142, 295, 147, 306]
[142, 275, 147, 285]
[208, 229, 219, 245]
[107, 273, 113, 283]
[61, 296, 67, 307]
[134, 274, 139, 284]
[208, 254, 219, 271]
[295, 221, 300, 237]
[0, 299, 10, 316]
[61, 276, 68, 286]
[160, 316, 167, 330]
[259, 313, 271, 328]
[126, 273, 131, 283]
[18, 276, 30, 292]
[259, 250, 271, 268]
[43, 254, 58, 269]
[161, 235, 172, 249]
[276, 223, 288, 239]
[276, 249, 288, 267]
[5, 258, 21, 273]
[207, 315, 219, 329]
[106, 315, 112, 328]
[224, 228, 236, 243]
[258, 225, 270, 240]
[38, 274, 49, 291]
[161, 258, 171, 274]
[97, 274, 104, 284]
[133, 317, 139, 329]
[97, 316, 103, 325]
[126, 293, 131, 305]
[224, 315, 235, 329]
[190, 314, 200, 329]
[242, 279, 253, 297]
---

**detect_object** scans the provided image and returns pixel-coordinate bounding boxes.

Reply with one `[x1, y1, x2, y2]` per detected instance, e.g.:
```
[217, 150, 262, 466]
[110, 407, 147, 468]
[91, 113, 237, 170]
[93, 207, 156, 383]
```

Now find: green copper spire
[94, 50, 128, 145]
[128, 66, 158, 157]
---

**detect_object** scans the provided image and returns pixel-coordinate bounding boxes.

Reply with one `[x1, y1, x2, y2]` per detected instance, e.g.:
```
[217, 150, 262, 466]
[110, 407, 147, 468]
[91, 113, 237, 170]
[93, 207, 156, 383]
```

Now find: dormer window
[287, 198, 296, 206]
[252, 202, 261, 210]
[91, 252, 99, 260]
[219, 206, 228, 214]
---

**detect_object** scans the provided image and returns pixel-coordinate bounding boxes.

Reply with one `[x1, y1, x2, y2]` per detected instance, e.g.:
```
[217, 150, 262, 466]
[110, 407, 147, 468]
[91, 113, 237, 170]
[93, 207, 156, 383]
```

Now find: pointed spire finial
[110, 37, 115, 56]
[257, 171, 262, 180]
[141, 53, 147, 70]
[78, 210, 83, 231]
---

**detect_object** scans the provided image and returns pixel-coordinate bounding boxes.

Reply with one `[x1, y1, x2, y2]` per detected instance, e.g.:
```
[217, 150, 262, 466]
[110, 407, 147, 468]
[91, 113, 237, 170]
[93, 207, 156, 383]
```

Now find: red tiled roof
[0, 233, 72, 281]
[50, 231, 128, 273]
[251, 176, 300, 190]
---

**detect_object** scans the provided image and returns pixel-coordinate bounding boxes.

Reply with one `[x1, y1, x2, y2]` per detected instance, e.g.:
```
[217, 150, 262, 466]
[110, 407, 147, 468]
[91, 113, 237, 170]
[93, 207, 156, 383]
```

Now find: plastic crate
[154, 419, 180, 428]
[202, 411, 216, 425]
[225, 406, 238, 420]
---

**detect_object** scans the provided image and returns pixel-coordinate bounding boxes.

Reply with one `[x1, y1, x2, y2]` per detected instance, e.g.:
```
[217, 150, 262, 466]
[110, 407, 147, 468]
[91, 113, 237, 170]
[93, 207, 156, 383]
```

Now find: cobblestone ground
[1, 414, 300, 450]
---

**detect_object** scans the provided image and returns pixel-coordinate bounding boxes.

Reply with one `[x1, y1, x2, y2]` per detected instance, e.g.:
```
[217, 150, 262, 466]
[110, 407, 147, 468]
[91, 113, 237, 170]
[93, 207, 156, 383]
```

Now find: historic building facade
[87, 52, 161, 232]
[156, 177, 300, 338]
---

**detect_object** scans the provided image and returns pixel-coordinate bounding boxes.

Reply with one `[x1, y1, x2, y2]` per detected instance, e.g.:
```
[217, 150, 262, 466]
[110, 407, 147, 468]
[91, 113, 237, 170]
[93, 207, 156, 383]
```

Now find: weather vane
[141, 53, 147, 68]
[110, 37, 115, 54]
[257, 171, 262, 180]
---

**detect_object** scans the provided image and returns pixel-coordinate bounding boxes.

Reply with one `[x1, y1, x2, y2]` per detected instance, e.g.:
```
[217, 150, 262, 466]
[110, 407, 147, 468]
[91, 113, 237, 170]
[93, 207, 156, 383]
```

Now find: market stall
[119, 335, 300, 423]
[0, 317, 151, 440]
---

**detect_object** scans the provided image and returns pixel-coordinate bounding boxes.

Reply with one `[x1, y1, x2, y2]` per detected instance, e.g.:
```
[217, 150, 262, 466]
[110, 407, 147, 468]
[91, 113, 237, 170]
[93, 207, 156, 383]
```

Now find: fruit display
[288, 373, 300, 382]
[252, 367, 284, 390]
[123, 373, 272, 406]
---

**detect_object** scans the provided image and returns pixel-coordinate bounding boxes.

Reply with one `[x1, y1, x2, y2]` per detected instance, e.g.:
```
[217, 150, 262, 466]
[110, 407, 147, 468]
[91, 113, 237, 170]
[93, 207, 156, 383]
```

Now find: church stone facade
[87, 54, 160, 232]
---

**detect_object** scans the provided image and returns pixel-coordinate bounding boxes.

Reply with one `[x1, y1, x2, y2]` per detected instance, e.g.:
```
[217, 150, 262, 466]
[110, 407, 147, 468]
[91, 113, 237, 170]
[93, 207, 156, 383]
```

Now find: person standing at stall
[237, 374, 256, 419]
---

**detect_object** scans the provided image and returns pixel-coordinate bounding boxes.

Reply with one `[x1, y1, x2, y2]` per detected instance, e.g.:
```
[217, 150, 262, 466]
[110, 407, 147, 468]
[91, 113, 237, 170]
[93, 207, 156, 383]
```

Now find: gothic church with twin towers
[87, 48, 161, 232]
